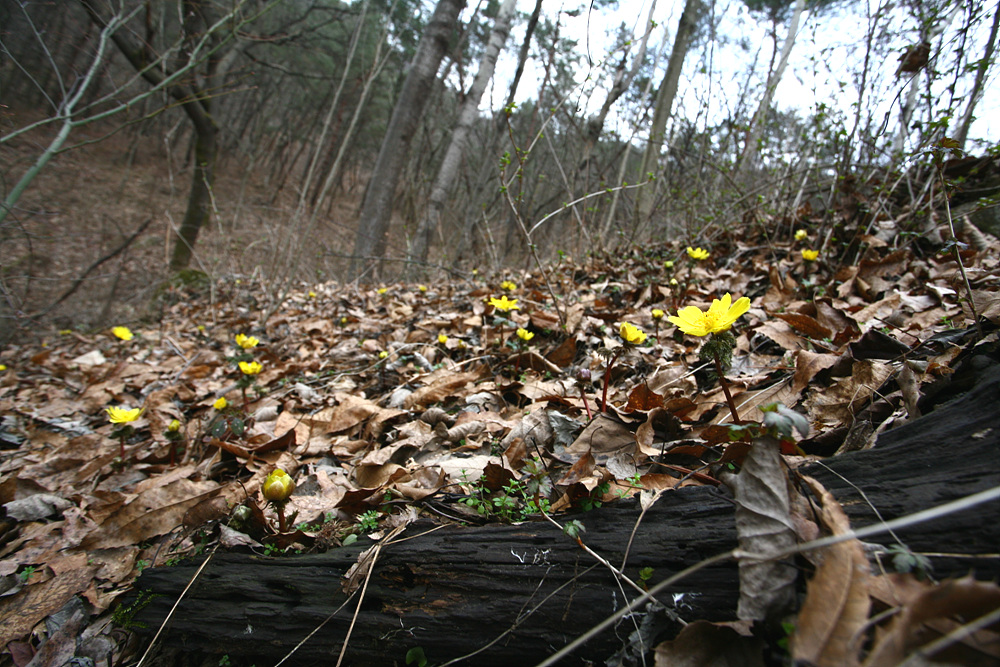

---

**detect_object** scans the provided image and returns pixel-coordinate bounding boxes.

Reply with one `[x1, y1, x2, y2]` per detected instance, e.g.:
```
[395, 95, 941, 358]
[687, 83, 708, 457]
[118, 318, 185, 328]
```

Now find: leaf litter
[0, 231, 999, 665]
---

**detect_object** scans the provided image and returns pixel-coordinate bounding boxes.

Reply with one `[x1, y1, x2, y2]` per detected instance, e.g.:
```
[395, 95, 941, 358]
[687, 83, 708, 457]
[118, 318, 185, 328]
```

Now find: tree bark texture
[351, 0, 466, 281]
[169, 110, 218, 272]
[132, 368, 1000, 666]
[408, 0, 517, 269]
[632, 0, 703, 230]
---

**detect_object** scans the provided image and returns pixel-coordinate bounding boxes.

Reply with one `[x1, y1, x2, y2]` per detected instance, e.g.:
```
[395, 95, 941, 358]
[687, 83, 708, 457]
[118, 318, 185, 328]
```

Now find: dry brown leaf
[325, 394, 405, 438]
[654, 620, 765, 667]
[0, 565, 97, 646]
[562, 413, 635, 464]
[864, 576, 1000, 666]
[803, 360, 894, 424]
[78, 478, 221, 550]
[403, 368, 486, 409]
[793, 350, 841, 393]
[774, 312, 833, 340]
[720, 435, 798, 622]
[756, 320, 808, 352]
[791, 476, 870, 667]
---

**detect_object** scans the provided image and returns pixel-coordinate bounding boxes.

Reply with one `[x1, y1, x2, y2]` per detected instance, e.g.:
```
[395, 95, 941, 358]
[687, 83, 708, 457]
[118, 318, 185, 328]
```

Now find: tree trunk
[954, 0, 1000, 149]
[131, 367, 1000, 666]
[408, 0, 516, 270]
[632, 0, 703, 232]
[169, 109, 218, 271]
[80, 0, 234, 273]
[579, 0, 657, 173]
[351, 0, 467, 281]
[738, 0, 806, 177]
[502, 0, 544, 118]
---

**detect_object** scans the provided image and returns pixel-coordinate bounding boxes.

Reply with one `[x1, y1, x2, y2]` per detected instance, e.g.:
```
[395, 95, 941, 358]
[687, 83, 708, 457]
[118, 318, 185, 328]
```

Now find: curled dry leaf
[654, 619, 765, 667]
[720, 434, 798, 623]
[864, 575, 1000, 667]
[791, 476, 870, 667]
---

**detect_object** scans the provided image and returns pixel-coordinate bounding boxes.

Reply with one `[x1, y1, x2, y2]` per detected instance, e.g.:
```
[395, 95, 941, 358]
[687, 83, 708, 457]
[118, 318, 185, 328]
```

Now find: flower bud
[263, 469, 295, 503]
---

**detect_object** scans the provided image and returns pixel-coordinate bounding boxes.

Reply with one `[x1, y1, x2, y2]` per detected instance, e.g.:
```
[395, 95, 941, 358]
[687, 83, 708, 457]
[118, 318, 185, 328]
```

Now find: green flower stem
[274, 501, 287, 533]
[713, 350, 742, 424]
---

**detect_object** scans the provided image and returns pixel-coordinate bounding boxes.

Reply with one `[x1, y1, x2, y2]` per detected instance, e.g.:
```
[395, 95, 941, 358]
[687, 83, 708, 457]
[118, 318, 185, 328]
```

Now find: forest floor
[3, 108, 1000, 667]
[1, 211, 1000, 665]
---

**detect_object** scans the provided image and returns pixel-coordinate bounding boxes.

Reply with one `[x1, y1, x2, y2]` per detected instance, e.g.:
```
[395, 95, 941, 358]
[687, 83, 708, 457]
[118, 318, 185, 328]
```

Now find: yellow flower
[168, 419, 181, 432]
[0, 364, 6, 371]
[340, 316, 348, 325]
[652, 309, 665, 320]
[418, 285, 428, 292]
[239, 360, 263, 375]
[501, 280, 517, 291]
[619, 322, 647, 345]
[106, 406, 143, 424]
[213, 397, 228, 410]
[59, 329, 72, 335]
[664, 260, 674, 269]
[795, 229, 808, 241]
[112, 326, 133, 341]
[308, 291, 316, 298]
[379, 350, 388, 359]
[489, 296, 519, 312]
[235, 333, 259, 349]
[686, 246, 710, 261]
[197, 325, 206, 333]
[516, 328, 534, 341]
[438, 334, 449, 344]
[263, 469, 295, 503]
[801, 249, 820, 261]
[377, 287, 388, 295]
[669, 278, 678, 286]
[667, 293, 751, 337]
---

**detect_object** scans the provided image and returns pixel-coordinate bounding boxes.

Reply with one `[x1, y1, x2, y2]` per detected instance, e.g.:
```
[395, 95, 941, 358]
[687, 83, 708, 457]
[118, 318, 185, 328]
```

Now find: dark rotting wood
[132, 370, 1000, 666]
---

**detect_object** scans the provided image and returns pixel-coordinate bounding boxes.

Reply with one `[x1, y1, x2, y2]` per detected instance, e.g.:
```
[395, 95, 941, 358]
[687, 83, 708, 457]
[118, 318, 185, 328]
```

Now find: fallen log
[131, 370, 1000, 666]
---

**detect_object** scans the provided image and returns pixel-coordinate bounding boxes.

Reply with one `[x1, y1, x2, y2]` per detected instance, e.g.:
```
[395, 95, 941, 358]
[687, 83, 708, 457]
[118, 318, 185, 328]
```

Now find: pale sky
[482, 0, 999, 154]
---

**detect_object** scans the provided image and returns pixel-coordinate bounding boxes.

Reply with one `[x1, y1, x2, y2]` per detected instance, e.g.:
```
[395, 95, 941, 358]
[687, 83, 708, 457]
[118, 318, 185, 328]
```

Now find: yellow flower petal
[235, 333, 259, 349]
[489, 296, 518, 312]
[801, 249, 819, 261]
[686, 246, 710, 260]
[795, 229, 808, 241]
[263, 469, 295, 502]
[106, 406, 143, 423]
[239, 360, 262, 375]
[438, 334, 449, 344]
[516, 328, 534, 341]
[652, 309, 664, 320]
[619, 322, 647, 345]
[112, 326, 133, 341]
[666, 293, 750, 337]
[213, 397, 228, 410]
